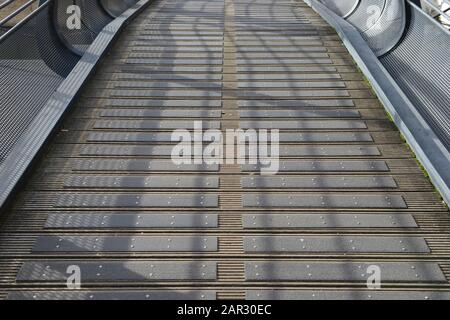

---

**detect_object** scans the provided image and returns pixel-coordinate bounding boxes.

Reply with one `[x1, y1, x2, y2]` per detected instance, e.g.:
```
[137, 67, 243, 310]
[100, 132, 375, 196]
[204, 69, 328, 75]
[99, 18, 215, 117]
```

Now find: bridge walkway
[0, 0, 449, 300]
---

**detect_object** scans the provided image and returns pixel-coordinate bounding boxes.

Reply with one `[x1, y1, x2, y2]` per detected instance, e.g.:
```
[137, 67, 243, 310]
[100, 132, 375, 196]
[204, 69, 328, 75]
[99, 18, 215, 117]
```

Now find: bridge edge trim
[304, 0, 450, 206]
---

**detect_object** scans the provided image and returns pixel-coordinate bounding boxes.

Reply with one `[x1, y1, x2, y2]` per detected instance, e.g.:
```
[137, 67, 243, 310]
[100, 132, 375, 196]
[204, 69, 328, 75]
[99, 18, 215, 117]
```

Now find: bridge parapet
[308, 0, 450, 204]
[0, 0, 145, 209]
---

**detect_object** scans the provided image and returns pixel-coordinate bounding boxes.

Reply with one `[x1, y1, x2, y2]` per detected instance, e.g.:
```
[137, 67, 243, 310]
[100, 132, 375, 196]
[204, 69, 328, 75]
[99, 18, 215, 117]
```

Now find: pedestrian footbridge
[0, 0, 449, 300]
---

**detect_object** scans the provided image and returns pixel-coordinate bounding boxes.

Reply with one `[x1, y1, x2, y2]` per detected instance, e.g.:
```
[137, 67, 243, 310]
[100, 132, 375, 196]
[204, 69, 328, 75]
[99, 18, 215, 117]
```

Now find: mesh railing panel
[0, 0, 138, 164]
[54, 0, 98, 54]
[344, 0, 406, 56]
[101, 0, 138, 18]
[381, 4, 450, 150]
[0, 26, 8, 36]
[319, 0, 359, 18]
[317, 0, 450, 150]
[359, 1, 406, 56]
[346, 0, 386, 32]
[75, 0, 112, 34]
[0, 4, 78, 163]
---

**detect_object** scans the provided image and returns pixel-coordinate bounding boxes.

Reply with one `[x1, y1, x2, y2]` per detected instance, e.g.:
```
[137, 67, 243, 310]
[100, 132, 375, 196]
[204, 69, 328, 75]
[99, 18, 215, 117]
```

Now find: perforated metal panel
[53, 0, 98, 55]
[381, 4, 450, 151]
[74, 0, 113, 34]
[101, 0, 138, 18]
[0, 0, 139, 207]
[360, 1, 406, 56]
[324, 0, 450, 152]
[0, 3, 79, 164]
[323, 0, 406, 56]
[319, 0, 359, 18]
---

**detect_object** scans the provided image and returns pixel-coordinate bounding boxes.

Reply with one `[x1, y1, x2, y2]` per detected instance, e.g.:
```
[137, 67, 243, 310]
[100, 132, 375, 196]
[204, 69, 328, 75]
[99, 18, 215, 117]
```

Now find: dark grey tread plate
[112, 81, 223, 88]
[8, 290, 215, 300]
[128, 47, 223, 54]
[243, 214, 417, 228]
[239, 109, 360, 118]
[110, 90, 222, 98]
[236, 51, 329, 57]
[244, 236, 429, 253]
[93, 120, 221, 129]
[240, 120, 366, 129]
[72, 160, 219, 172]
[245, 262, 446, 282]
[241, 160, 388, 172]
[79, 145, 381, 157]
[79, 145, 207, 156]
[237, 66, 341, 73]
[86, 132, 220, 142]
[243, 194, 407, 208]
[131, 45, 224, 52]
[247, 290, 450, 300]
[17, 261, 217, 281]
[237, 73, 341, 80]
[125, 59, 224, 65]
[106, 99, 222, 108]
[114, 73, 223, 80]
[237, 52, 329, 58]
[237, 58, 333, 65]
[100, 109, 221, 118]
[276, 132, 373, 142]
[45, 213, 218, 229]
[238, 81, 345, 88]
[237, 99, 354, 108]
[55, 194, 218, 208]
[32, 236, 217, 252]
[241, 176, 397, 189]
[64, 175, 219, 189]
[237, 90, 349, 98]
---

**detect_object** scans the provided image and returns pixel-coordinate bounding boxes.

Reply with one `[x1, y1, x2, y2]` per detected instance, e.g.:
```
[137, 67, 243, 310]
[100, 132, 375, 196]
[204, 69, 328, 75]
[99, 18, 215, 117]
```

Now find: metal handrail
[0, 0, 18, 10]
[0, 0, 41, 28]
[421, 0, 450, 25]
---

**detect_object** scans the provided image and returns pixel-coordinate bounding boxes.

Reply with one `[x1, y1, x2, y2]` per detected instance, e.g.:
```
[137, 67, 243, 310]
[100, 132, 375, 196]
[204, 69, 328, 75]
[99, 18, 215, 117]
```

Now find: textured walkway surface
[1, 0, 450, 300]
